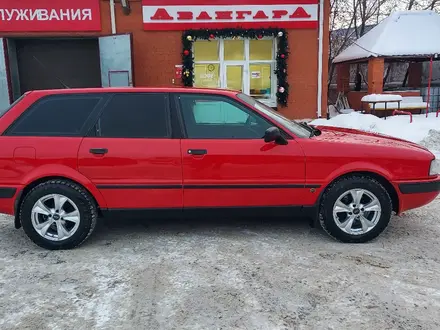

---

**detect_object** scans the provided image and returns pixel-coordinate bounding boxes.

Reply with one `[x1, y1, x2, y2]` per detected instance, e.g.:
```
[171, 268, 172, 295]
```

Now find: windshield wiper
[298, 122, 321, 137]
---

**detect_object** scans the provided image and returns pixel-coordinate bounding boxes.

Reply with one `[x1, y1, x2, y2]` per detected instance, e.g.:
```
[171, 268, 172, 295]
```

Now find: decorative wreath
[181, 28, 289, 107]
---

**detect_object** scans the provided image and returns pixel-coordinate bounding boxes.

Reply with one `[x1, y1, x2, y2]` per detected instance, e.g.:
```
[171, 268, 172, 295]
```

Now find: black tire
[319, 175, 392, 243]
[20, 179, 98, 250]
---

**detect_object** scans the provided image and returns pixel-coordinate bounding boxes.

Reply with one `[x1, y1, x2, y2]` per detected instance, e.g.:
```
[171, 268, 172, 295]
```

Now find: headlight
[430, 159, 440, 176]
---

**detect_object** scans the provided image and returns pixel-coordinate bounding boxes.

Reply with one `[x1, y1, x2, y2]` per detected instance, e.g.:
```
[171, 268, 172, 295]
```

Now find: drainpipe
[316, 0, 324, 118]
[110, 0, 117, 34]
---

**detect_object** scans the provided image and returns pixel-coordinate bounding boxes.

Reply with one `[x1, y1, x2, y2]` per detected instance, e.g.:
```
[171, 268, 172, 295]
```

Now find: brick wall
[116, 1, 329, 120]
[2, 0, 329, 120]
[108, 2, 182, 88]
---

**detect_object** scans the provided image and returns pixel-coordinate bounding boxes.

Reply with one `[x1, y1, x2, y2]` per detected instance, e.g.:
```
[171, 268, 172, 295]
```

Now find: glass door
[224, 64, 244, 93]
[249, 63, 272, 101]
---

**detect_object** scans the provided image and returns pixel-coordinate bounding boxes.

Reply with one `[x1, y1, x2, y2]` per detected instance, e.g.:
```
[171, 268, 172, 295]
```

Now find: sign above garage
[142, 0, 319, 31]
[0, 0, 101, 32]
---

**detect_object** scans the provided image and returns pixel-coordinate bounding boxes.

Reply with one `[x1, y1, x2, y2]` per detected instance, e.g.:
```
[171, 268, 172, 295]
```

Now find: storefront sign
[142, 0, 318, 30]
[0, 0, 101, 32]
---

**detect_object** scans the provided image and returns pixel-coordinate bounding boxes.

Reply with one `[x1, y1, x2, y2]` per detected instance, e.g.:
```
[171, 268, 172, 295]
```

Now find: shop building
[0, 0, 329, 119]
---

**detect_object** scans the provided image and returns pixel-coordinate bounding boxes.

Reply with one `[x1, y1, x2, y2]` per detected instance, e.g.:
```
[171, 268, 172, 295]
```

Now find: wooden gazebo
[333, 10, 440, 113]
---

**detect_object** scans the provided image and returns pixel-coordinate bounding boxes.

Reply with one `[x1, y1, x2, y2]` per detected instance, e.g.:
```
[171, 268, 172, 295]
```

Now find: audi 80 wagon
[0, 88, 438, 250]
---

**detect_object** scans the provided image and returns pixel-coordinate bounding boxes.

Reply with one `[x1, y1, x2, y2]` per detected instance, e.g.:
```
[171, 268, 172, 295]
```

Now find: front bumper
[394, 177, 440, 213]
[398, 179, 440, 194]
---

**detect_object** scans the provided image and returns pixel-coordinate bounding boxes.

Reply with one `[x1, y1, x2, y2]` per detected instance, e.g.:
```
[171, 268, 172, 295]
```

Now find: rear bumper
[394, 177, 440, 214]
[0, 186, 20, 216]
[0, 187, 17, 199]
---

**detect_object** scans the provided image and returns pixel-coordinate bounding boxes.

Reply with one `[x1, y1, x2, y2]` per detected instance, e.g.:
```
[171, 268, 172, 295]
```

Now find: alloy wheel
[332, 189, 382, 236]
[31, 194, 81, 241]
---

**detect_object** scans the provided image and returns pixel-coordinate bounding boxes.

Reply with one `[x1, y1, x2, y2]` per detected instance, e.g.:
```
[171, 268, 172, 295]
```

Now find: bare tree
[426, 0, 440, 9]
[328, 0, 356, 90]
[328, 0, 390, 90]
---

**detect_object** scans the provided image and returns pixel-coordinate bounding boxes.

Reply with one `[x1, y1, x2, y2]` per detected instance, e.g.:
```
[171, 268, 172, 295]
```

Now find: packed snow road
[0, 197, 439, 330]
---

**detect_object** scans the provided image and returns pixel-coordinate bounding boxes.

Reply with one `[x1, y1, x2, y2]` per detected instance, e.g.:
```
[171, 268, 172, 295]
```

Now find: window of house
[193, 38, 276, 107]
[92, 93, 170, 138]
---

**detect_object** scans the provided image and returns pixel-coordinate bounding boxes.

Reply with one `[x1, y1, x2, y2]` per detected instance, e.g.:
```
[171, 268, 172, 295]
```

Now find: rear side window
[91, 93, 169, 138]
[5, 95, 101, 136]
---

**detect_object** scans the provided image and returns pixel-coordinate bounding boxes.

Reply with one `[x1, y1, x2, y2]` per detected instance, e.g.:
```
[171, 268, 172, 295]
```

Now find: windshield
[0, 94, 26, 119]
[236, 93, 311, 138]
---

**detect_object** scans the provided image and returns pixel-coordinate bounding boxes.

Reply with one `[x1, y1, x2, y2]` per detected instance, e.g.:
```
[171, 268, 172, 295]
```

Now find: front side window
[178, 94, 272, 139]
[91, 93, 169, 138]
[6, 94, 101, 136]
[193, 38, 276, 106]
[237, 93, 310, 138]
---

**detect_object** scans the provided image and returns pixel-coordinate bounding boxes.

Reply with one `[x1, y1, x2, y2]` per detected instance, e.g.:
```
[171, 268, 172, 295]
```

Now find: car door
[77, 92, 183, 210]
[175, 93, 306, 209]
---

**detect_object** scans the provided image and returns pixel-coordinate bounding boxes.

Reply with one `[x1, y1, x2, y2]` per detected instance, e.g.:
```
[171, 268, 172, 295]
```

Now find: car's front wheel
[20, 180, 98, 250]
[319, 175, 392, 243]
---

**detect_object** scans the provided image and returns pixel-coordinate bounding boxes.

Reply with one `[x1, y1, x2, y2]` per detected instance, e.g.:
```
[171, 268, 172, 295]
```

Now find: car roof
[26, 87, 241, 97]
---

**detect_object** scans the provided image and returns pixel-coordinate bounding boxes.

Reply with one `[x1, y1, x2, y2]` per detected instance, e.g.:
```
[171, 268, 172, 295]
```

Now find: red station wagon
[0, 88, 439, 250]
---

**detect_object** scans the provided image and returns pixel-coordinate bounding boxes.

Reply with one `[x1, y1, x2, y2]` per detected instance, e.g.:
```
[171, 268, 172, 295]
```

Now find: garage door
[15, 38, 102, 93]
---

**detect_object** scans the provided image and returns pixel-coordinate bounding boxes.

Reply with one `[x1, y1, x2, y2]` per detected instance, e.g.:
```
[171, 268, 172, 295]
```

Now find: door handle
[188, 149, 207, 155]
[89, 148, 108, 155]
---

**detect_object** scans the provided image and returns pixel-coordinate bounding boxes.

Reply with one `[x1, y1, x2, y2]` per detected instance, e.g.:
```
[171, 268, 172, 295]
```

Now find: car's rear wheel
[319, 176, 392, 243]
[20, 180, 98, 250]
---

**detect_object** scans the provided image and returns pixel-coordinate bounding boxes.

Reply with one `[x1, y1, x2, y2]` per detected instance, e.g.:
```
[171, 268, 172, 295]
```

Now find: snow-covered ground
[311, 112, 440, 158]
[1, 199, 440, 329]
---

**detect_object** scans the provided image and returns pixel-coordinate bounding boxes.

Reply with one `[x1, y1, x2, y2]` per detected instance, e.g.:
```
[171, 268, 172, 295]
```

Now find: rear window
[5, 94, 102, 136]
[0, 94, 26, 119]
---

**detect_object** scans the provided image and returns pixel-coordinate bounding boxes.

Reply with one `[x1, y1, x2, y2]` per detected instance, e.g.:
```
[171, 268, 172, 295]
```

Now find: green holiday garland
[181, 28, 289, 107]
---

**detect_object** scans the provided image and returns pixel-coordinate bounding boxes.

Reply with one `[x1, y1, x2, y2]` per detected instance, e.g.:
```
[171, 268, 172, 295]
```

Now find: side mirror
[264, 127, 288, 145]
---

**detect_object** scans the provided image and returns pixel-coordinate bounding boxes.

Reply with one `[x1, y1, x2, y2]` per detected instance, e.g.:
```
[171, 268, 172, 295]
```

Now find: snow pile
[361, 94, 402, 102]
[311, 112, 440, 157]
[327, 105, 354, 118]
[419, 130, 440, 157]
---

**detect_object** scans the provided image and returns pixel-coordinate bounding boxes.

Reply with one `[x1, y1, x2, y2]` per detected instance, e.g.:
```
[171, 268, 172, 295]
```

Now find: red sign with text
[0, 0, 101, 32]
[142, 0, 318, 30]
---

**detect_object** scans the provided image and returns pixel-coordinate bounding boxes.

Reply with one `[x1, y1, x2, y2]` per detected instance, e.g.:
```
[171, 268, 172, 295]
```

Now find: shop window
[6, 95, 102, 136]
[249, 40, 273, 60]
[193, 38, 276, 107]
[224, 40, 245, 61]
[194, 64, 220, 88]
[93, 93, 169, 138]
[193, 41, 219, 61]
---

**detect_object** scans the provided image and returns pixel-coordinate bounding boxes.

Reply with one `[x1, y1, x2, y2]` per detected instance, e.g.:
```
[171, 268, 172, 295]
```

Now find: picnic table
[361, 94, 402, 116]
